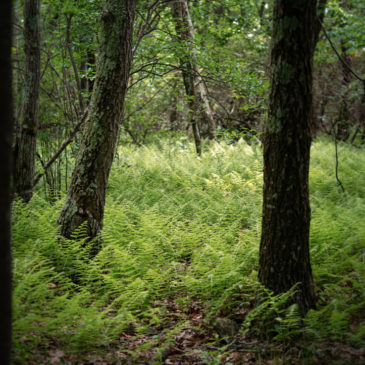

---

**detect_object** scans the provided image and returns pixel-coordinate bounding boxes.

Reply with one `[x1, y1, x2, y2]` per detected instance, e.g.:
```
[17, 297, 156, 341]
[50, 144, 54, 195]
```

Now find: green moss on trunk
[57, 0, 137, 244]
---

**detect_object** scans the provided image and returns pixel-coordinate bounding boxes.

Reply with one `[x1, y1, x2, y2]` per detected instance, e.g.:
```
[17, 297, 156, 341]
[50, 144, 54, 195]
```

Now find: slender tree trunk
[335, 44, 351, 141]
[360, 81, 365, 141]
[169, 80, 180, 130]
[171, 0, 216, 147]
[313, 0, 327, 47]
[181, 62, 202, 155]
[13, 0, 22, 128]
[13, 0, 41, 202]
[0, 0, 13, 361]
[258, 0, 317, 314]
[335, 0, 351, 141]
[80, 51, 95, 95]
[258, 1, 267, 28]
[57, 0, 137, 244]
[65, 14, 85, 113]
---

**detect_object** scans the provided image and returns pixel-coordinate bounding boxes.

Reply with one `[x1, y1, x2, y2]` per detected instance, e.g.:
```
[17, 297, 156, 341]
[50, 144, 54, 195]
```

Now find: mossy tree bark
[258, 0, 317, 314]
[171, 0, 216, 151]
[0, 0, 13, 361]
[13, 0, 41, 203]
[57, 0, 137, 242]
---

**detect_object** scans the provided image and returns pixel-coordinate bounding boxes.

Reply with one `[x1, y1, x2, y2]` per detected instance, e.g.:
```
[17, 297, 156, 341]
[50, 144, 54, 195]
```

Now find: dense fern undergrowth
[11, 137, 365, 363]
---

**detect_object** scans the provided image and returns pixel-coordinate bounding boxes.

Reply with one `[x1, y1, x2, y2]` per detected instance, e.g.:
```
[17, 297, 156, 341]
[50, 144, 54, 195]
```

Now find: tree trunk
[0, 0, 13, 361]
[169, 80, 180, 131]
[335, 1, 351, 142]
[258, 0, 317, 314]
[81, 51, 96, 94]
[313, 0, 327, 47]
[13, 0, 41, 202]
[360, 81, 365, 141]
[57, 0, 137, 244]
[171, 0, 216, 148]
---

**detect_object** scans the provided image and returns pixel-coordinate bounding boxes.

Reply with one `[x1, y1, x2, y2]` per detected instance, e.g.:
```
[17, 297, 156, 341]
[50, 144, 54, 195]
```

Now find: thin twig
[33, 109, 88, 187]
[133, 0, 163, 55]
[65, 14, 85, 112]
[318, 17, 364, 83]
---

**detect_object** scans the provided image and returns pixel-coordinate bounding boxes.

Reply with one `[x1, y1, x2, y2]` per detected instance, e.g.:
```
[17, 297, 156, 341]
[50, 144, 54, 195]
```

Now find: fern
[11, 137, 365, 362]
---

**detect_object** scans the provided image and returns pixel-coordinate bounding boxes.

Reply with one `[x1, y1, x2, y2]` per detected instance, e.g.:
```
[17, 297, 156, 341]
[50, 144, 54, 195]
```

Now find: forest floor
[11, 137, 365, 364]
[22, 296, 364, 365]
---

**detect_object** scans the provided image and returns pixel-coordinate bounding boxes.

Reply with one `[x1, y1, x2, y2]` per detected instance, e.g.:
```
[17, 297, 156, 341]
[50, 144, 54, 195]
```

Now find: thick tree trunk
[13, 0, 41, 202]
[171, 0, 216, 148]
[258, 0, 317, 314]
[57, 0, 137, 243]
[0, 0, 13, 361]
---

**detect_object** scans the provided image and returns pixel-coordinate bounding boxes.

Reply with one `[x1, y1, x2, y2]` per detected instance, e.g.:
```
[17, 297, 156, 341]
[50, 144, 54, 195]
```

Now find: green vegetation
[12, 137, 365, 363]
[8, 0, 365, 363]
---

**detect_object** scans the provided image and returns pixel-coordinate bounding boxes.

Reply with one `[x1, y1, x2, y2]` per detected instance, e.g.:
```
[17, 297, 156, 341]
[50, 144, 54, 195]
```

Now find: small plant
[11, 137, 365, 362]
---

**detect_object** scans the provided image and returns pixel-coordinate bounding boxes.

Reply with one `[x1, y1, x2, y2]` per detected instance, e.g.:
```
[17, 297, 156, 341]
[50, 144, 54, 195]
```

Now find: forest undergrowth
[11, 137, 365, 364]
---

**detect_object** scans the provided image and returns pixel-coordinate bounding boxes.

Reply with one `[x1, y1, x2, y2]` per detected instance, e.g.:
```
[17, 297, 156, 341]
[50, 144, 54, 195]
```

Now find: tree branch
[33, 109, 88, 187]
[65, 14, 85, 112]
[318, 16, 364, 83]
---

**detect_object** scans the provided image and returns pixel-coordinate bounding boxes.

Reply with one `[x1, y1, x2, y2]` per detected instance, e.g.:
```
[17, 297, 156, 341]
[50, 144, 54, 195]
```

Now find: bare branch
[133, 0, 163, 55]
[33, 109, 88, 187]
[65, 14, 85, 112]
[318, 17, 364, 83]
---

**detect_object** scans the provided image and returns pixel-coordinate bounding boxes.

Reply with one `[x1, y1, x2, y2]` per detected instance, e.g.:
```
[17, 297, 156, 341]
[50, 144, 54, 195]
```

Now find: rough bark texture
[13, 0, 41, 202]
[0, 0, 13, 361]
[171, 0, 216, 149]
[258, 0, 317, 314]
[57, 0, 137, 243]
